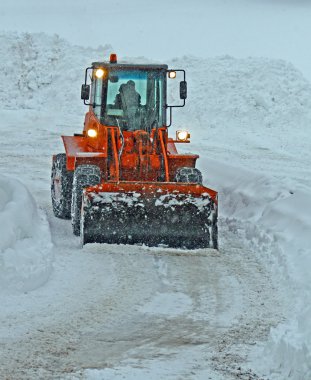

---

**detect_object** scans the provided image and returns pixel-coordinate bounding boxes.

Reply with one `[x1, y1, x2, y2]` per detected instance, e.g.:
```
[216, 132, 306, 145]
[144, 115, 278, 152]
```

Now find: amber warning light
[110, 53, 117, 63]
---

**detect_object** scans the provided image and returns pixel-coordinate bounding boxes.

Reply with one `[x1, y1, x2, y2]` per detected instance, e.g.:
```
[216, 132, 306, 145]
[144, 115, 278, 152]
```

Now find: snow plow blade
[81, 182, 218, 249]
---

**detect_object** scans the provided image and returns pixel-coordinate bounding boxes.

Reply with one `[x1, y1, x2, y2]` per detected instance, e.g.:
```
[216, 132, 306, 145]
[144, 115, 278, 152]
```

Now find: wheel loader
[51, 54, 218, 249]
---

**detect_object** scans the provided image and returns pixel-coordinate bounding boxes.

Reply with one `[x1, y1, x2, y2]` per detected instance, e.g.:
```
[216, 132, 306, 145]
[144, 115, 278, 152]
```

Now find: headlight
[95, 68, 105, 79]
[176, 130, 190, 142]
[87, 128, 98, 138]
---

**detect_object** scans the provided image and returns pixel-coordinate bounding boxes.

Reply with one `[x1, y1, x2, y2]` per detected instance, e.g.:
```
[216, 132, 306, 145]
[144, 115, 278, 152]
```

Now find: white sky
[1, 0, 311, 80]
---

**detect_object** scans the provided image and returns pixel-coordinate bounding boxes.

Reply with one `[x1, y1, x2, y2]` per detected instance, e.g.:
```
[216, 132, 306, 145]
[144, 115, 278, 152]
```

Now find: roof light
[110, 53, 117, 64]
[168, 71, 176, 79]
[95, 68, 105, 79]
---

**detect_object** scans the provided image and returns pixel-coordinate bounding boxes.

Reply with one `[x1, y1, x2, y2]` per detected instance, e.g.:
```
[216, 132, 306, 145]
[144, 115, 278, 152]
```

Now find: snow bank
[0, 32, 112, 111]
[0, 176, 53, 293]
[199, 158, 311, 378]
[172, 55, 311, 185]
[257, 189, 311, 379]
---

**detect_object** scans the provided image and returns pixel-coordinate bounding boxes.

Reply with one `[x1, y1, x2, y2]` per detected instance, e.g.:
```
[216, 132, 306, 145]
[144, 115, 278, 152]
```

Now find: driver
[115, 80, 141, 130]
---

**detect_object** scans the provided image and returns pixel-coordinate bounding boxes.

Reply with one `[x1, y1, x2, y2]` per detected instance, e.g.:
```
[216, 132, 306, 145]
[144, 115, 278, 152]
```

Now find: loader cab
[81, 55, 187, 131]
[84, 62, 168, 132]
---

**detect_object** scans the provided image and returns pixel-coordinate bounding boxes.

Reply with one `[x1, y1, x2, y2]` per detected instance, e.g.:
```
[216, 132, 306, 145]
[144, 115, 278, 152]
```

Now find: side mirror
[109, 75, 119, 83]
[180, 81, 187, 100]
[81, 84, 90, 100]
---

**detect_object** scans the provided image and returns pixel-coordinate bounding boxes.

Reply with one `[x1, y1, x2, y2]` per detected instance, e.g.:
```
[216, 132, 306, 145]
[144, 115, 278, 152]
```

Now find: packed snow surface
[0, 32, 310, 379]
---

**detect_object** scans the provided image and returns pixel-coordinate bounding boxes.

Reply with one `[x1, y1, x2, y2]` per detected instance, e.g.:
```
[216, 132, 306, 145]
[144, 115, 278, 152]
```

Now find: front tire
[71, 165, 101, 236]
[175, 166, 218, 249]
[175, 167, 203, 184]
[51, 153, 73, 219]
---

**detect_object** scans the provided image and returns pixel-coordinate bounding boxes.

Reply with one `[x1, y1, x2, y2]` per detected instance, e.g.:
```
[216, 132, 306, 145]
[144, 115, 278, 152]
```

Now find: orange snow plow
[81, 181, 217, 248]
[51, 54, 218, 249]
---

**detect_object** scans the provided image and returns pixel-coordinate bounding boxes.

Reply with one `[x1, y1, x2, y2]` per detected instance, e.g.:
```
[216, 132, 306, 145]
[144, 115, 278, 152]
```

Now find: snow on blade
[91, 192, 144, 207]
[0, 176, 53, 293]
[154, 193, 212, 211]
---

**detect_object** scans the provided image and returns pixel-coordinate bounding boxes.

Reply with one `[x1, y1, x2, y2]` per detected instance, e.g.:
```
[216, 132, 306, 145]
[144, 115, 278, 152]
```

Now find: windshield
[103, 69, 165, 131]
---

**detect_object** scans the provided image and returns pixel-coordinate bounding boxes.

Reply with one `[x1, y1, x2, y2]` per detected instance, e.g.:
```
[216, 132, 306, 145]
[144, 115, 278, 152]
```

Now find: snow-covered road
[0, 196, 286, 379]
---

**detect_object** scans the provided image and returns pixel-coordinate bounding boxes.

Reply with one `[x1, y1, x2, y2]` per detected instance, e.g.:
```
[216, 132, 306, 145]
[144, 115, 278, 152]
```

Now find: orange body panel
[83, 111, 107, 151]
[63, 108, 201, 183]
[62, 136, 107, 171]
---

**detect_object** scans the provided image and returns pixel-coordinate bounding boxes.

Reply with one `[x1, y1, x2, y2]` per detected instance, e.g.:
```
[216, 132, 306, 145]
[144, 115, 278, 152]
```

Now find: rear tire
[71, 165, 101, 236]
[211, 206, 218, 249]
[51, 153, 73, 219]
[175, 167, 203, 184]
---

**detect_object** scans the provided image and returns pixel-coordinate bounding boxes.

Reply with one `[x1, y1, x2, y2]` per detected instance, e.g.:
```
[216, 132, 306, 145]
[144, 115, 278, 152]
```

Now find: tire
[51, 153, 73, 219]
[175, 166, 219, 249]
[71, 165, 101, 236]
[175, 167, 203, 184]
[211, 206, 218, 250]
